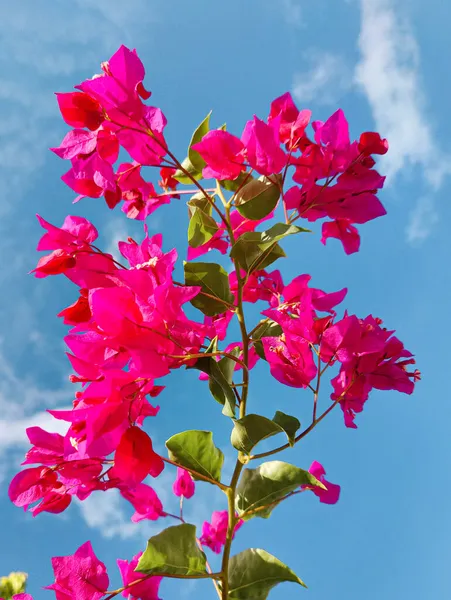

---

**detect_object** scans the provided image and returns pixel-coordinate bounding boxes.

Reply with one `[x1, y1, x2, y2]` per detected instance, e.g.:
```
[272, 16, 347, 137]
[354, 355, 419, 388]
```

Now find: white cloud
[77, 467, 222, 541]
[292, 50, 351, 105]
[0, 344, 70, 422]
[355, 0, 451, 243]
[0, 409, 69, 451]
[0, 339, 72, 479]
[104, 217, 133, 263]
[406, 196, 439, 245]
[77, 490, 162, 541]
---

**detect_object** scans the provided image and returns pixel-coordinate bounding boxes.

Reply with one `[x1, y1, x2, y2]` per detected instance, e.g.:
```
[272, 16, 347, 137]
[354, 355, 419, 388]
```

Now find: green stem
[249, 376, 360, 461]
[221, 462, 244, 600]
[220, 198, 251, 600]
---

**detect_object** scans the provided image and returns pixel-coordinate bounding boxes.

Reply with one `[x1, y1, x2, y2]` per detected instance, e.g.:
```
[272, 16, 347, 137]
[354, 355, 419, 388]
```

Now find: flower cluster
[8, 44, 420, 600]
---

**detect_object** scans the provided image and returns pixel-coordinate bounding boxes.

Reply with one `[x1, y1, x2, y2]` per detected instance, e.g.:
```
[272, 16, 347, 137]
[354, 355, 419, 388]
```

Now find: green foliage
[166, 430, 224, 482]
[188, 112, 211, 171]
[228, 548, 306, 599]
[231, 412, 300, 455]
[208, 348, 240, 417]
[272, 411, 301, 445]
[174, 112, 211, 182]
[187, 204, 219, 248]
[220, 171, 254, 192]
[235, 175, 281, 220]
[236, 460, 326, 519]
[230, 223, 309, 273]
[136, 524, 207, 577]
[184, 261, 234, 316]
[174, 156, 203, 184]
[188, 342, 237, 418]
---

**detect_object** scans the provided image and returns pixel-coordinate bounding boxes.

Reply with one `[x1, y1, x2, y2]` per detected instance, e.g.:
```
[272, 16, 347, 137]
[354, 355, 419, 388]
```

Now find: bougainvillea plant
[6, 46, 420, 600]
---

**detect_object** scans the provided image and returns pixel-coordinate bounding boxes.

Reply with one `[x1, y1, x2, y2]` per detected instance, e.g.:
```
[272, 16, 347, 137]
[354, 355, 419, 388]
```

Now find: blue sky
[1, 0, 451, 598]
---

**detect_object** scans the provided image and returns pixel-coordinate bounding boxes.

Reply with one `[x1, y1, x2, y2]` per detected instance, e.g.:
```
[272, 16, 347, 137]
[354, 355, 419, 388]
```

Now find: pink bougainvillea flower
[77, 45, 150, 120]
[320, 315, 420, 427]
[241, 115, 287, 176]
[33, 250, 76, 278]
[115, 115, 167, 167]
[117, 553, 162, 600]
[303, 461, 341, 505]
[58, 289, 92, 325]
[313, 108, 350, 154]
[46, 541, 109, 600]
[358, 131, 389, 156]
[8, 466, 58, 508]
[61, 153, 117, 202]
[55, 91, 103, 131]
[200, 510, 244, 554]
[120, 483, 163, 523]
[268, 92, 298, 142]
[113, 426, 164, 486]
[12, 595, 34, 600]
[30, 487, 72, 517]
[200, 510, 243, 554]
[262, 334, 317, 388]
[22, 427, 64, 466]
[191, 130, 246, 180]
[321, 219, 361, 255]
[50, 129, 97, 160]
[116, 162, 170, 220]
[267, 92, 312, 150]
[203, 310, 234, 341]
[159, 166, 179, 192]
[36, 214, 98, 251]
[172, 467, 195, 499]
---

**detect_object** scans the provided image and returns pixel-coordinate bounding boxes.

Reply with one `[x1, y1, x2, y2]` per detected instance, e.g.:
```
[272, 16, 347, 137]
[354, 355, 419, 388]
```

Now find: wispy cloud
[0, 344, 70, 422]
[0, 404, 70, 484]
[0, 409, 69, 451]
[104, 217, 134, 263]
[0, 1, 163, 446]
[292, 50, 351, 105]
[355, 0, 450, 243]
[77, 490, 162, 541]
[281, 0, 303, 27]
[77, 468, 217, 542]
[405, 196, 439, 245]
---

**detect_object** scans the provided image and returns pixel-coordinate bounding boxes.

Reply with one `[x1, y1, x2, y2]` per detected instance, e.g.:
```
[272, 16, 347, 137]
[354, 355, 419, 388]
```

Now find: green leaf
[174, 156, 203, 184]
[220, 171, 254, 192]
[272, 411, 301, 446]
[228, 548, 306, 599]
[188, 349, 237, 418]
[188, 112, 212, 171]
[136, 524, 207, 577]
[166, 430, 224, 482]
[235, 176, 281, 220]
[188, 207, 219, 248]
[251, 320, 283, 360]
[230, 223, 308, 273]
[231, 413, 300, 455]
[184, 261, 234, 316]
[236, 460, 326, 519]
[187, 192, 213, 215]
